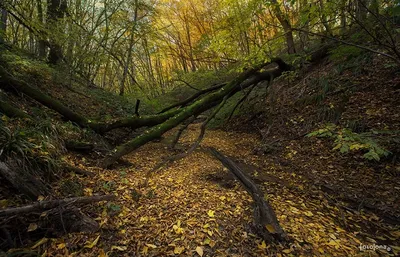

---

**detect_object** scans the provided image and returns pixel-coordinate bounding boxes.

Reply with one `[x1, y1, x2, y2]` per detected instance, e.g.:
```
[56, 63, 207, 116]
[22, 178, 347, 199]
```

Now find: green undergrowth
[0, 117, 64, 182]
[307, 123, 397, 161]
[0, 113, 106, 187]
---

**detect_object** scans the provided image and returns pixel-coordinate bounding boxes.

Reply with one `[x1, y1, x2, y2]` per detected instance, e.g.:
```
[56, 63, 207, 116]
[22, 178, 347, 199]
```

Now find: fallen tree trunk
[0, 194, 115, 216]
[0, 100, 30, 119]
[101, 59, 291, 168]
[0, 43, 331, 138]
[0, 66, 91, 127]
[158, 82, 226, 114]
[65, 141, 95, 153]
[208, 147, 286, 241]
[98, 110, 179, 133]
[0, 93, 31, 119]
[0, 64, 181, 134]
[144, 95, 230, 186]
[170, 115, 197, 149]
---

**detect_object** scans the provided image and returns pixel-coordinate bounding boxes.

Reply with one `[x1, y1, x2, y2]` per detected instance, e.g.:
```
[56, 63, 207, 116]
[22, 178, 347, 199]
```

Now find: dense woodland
[0, 0, 399, 256]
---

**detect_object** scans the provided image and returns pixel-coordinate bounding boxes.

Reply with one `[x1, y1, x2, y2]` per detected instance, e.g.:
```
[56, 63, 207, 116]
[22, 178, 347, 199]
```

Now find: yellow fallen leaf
[174, 226, 183, 234]
[57, 243, 65, 250]
[207, 230, 213, 236]
[31, 238, 49, 249]
[304, 211, 313, 217]
[328, 240, 339, 247]
[27, 223, 38, 232]
[174, 246, 185, 254]
[99, 249, 107, 257]
[207, 210, 215, 217]
[37, 195, 45, 201]
[265, 224, 276, 233]
[142, 246, 148, 254]
[173, 223, 184, 234]
[111, 246, 127, 251]
[219, 196, 226, 201]
[84, 188, 93, 196]
[146, 244, 157, 249]
[258, 241, 267, 250]
[140, 216, 149, 222]
[195, 246, 204, 256]
[209, 240, 216, 248]
[84, 235, 100, 249]
[282, 249, 291, 253]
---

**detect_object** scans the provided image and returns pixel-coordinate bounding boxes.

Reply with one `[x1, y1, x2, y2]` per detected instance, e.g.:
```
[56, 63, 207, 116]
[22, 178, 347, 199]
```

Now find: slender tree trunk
[120, 32, 134, 96]
[355, 0, 368, 21]
[184, 15, 196, 72]
[0, 5, 7, 44]
[369, 0, 379, 15]
[319, 0, 333, 36]
[36, 0, 46, 58]
[270, 0, 296, 54]
[299, 0, 310, 50]
[47, 0, 67, 64]
[340, 0, 347, 34]
[119, 0, 138, 96]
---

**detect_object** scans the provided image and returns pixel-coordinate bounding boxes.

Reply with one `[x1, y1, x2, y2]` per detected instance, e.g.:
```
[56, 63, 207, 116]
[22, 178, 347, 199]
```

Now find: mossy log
[0, 65, 180, 134]
[0, 66, 90, 126]
[101, 59, 291, 168]
[0, 93, 31, 119]
[158, 82, 226, 114]
[65, 141, 94, 153]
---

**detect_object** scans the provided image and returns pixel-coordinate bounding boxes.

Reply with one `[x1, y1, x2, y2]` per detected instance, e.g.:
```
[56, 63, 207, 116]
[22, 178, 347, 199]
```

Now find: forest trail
[57, 124, 397, 256]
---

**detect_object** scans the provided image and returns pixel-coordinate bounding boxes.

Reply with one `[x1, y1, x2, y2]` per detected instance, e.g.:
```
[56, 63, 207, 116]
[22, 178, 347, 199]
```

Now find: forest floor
[30, 122, 398, 257]
[2, 48, 399, 257]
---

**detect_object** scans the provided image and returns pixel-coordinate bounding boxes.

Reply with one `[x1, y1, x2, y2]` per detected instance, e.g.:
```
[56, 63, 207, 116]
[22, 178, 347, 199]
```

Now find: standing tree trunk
[36, 0, 46, 58]
[47, 0, 67, 64]
[368, 0, 379, 15]
[119, 0, 138, 96]
[299, 0, 310, 50]
[340, 0, 347, 34]
[0, 3, 7, 44]
[355, 0, 368, 21]
[183, 14, 196, 72]
[270, 0, 296, 54]
[319, 0, 333, 36]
